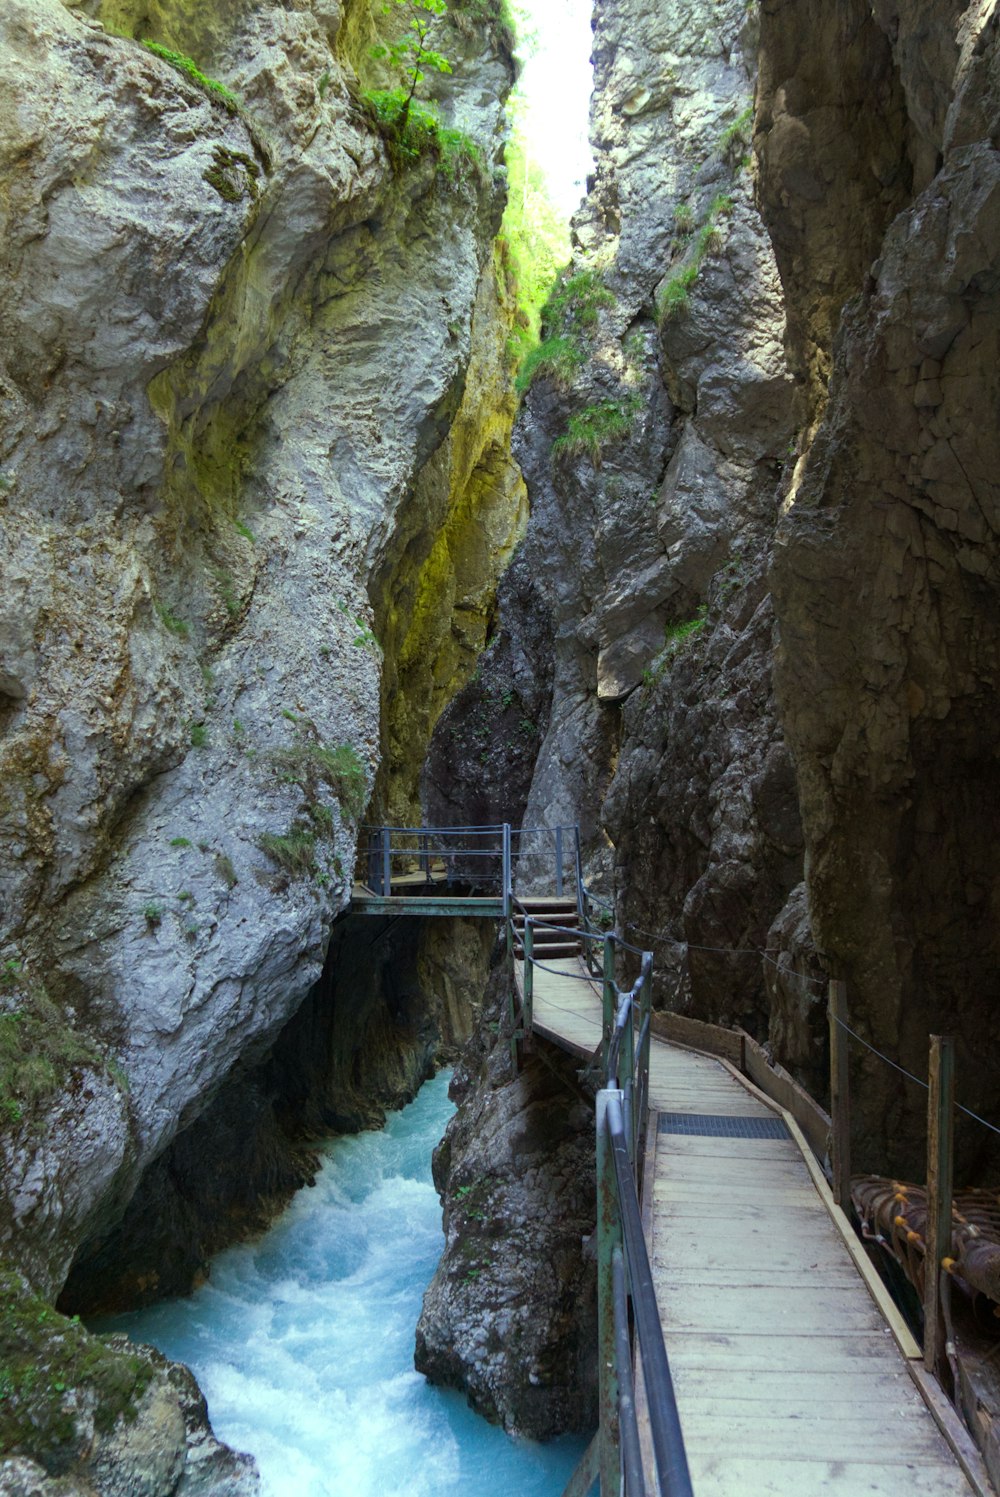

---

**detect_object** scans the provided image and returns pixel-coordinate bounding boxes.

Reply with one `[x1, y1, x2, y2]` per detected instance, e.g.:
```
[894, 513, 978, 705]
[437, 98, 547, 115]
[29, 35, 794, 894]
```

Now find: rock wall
[507, 0, 807, 1049]
[59, 911, 492, 1316]
[0, 0, 512, 1291]
[0, 0, 518, 1485]
[415, 963, 598, 1438]
[763, 0, 1000, 1177]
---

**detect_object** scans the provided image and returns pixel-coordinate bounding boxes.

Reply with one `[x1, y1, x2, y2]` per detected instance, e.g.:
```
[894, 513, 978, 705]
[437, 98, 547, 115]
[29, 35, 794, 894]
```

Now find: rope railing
[830, 1009, 1000, 1138]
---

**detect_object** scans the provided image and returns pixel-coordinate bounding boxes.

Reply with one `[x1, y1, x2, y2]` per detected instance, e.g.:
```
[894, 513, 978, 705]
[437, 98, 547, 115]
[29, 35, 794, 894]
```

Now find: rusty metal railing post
[595, 1089, 622, 1495]
[828, 979, 851, 1211]
[555, 824, 564, 896]
[602, 934, 617, 1076]
[523, 918, 534, 1037]
[924, 1034, 955, 1376]
[381, 827, 391, 897]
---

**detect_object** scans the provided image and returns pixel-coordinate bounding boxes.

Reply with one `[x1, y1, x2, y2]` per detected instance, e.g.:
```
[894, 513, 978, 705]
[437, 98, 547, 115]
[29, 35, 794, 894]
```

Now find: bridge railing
[361, 821, 579, 898]
[361, 823, 510, 896]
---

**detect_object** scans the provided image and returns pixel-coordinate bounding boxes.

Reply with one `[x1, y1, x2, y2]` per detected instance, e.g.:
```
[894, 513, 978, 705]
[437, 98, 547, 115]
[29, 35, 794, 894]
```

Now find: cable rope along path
[351, 825, 989, 1496]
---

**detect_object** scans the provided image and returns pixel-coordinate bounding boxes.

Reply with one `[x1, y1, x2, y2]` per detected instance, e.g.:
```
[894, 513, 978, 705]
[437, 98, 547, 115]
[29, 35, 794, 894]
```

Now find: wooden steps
[512, 897, 581, 961]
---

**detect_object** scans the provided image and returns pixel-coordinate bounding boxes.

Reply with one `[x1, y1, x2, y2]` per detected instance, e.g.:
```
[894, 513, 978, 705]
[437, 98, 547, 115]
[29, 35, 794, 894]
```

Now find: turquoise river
[98, 1071, 587, 1496]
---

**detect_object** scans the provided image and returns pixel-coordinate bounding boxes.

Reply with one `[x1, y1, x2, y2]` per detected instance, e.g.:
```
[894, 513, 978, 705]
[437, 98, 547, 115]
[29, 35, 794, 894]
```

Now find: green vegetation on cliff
[361, 89, 483, 179]
[515, 267, 614, 393]
[0, 963, 103, 1128]
[141, 41, 239, 113]
[500, 103, 570, 361]
[0, 1269, 152, 1465]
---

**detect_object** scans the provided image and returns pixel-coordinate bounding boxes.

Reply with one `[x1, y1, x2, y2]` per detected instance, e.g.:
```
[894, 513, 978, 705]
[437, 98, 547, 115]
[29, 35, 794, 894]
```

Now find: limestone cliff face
[762, 0, 1000, 1176]
[417, 0, 809, 1437]
[0, 0, 514, 1298]
[509, 0, 805, 1046]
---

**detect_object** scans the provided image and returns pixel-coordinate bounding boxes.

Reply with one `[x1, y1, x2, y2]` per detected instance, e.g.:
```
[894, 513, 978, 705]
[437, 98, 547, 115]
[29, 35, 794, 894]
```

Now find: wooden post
[924, 1034, 955, 1375]
[828, 979, 852, 1212]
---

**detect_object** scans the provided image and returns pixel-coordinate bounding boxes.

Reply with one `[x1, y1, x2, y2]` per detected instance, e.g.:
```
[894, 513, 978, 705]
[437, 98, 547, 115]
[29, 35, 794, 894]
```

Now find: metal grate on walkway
[658, 1112, 790, 1140]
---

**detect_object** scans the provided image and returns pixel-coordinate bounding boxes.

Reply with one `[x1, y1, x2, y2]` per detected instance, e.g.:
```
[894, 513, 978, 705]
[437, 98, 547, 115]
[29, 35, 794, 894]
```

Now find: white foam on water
[97, 1071, 586, 1496]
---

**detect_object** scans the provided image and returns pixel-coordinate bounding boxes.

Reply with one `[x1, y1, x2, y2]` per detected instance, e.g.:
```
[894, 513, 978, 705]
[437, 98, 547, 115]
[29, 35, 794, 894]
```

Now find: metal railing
[361, 822, 579, 898]
[361, 819, 690, 1494]
[515, 907, 691, 1496]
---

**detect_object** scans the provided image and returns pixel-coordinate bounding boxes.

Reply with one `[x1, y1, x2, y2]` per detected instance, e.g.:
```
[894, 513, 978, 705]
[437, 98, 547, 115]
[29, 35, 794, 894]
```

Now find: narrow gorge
[2, 0, 1000, 1493]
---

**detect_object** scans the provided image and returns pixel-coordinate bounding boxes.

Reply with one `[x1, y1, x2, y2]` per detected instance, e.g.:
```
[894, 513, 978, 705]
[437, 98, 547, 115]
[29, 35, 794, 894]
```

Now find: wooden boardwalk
[521, 955, 979, 1496]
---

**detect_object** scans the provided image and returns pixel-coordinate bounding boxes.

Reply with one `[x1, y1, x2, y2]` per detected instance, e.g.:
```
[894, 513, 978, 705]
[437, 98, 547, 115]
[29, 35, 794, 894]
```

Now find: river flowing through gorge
[95, 1073, 586, 1495]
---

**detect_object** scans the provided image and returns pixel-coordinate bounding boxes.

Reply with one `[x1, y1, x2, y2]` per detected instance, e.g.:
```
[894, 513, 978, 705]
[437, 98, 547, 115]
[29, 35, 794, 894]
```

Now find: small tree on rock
[371, 0, 453, 131]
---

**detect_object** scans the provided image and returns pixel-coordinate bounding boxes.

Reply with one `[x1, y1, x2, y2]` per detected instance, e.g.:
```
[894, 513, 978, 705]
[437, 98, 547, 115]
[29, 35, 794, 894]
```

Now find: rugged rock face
[58, 911, 492, 1316]
[508, 0, 806, 1047]
[762, 0, 1000, 1176]
[0, 0, 517, 1485]
[0, 0, 512, 1293]
[421, 546, 554, 830]
[415, 963, 597, 1438]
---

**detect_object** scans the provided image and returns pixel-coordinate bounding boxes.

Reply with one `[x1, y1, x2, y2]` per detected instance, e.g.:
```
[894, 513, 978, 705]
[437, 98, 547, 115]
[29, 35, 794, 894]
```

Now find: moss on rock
[0, 1268, 151, 1470]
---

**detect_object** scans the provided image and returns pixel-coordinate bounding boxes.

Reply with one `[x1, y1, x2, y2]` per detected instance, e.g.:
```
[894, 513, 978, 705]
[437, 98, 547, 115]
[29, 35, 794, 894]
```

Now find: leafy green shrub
[141, 42, 240, 113]
[361, 89, 482, 180]
[552, 398, 640, 465]
[189, 722, 208, 749]
[370, 0, 452, 128]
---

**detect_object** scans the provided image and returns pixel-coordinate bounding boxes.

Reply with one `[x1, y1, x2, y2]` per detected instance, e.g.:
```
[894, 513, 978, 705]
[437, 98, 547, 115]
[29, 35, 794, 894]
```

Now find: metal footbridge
[351, 825, 988, 1496]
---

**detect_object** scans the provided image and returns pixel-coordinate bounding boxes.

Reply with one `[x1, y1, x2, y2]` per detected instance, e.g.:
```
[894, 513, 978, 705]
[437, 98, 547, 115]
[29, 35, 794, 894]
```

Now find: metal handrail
[361, 818, 685, 1494]
[364, 821, 580, 897]
[606, 1094, 693, 1497]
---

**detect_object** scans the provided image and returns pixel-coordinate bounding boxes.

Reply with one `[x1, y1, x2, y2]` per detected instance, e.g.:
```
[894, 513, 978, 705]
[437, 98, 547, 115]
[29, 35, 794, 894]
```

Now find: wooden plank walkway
[519, 955, 977, 1496]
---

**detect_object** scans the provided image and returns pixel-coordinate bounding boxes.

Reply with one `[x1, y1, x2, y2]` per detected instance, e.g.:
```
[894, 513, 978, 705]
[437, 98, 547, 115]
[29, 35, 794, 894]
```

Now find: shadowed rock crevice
[57, 911, 491, 1318]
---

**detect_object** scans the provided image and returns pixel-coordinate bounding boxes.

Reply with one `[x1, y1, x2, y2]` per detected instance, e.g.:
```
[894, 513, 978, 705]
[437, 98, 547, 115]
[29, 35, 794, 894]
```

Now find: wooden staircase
[512, 897, 581, 961]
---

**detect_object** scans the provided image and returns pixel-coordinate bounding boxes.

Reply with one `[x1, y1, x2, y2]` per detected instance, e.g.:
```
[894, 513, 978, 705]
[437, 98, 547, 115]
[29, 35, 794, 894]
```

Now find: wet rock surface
[0, 1270, 257, 1496]
[415, 964, 597, 1439]
[765, 0, 1000, 1176]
